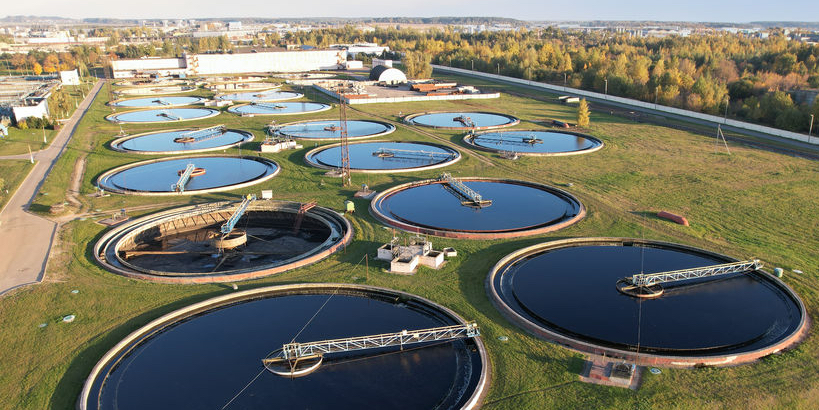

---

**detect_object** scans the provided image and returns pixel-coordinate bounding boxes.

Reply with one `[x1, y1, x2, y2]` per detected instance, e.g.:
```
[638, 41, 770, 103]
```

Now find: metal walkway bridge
[373, 148, 457, 161]
[628, 259, 762, 287]
[220, 194, 256, 234]
[177, 125, 225, 143]
[439, 173, 491, 207]
[171, 163, 195, 193]
[266, 322, 479, 363]
[474, 135, 543, 146]
[152, 98, 171, 105]
[254, 102, 287, 110]
[453, 115, 475, 128]
[159, 109, 181, 120]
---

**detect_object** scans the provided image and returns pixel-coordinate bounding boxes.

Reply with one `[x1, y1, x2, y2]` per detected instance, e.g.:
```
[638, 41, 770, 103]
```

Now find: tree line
[287, 26, 819, 133]
[3, 25, 817, 132]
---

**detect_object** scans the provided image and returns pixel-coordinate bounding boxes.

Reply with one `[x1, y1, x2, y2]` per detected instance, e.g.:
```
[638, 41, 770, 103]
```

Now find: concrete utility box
[344, 200, 355, 213]
[261, 190, 273, 199]
[261, 139, 298, 153]
[345, 61, 364, 69]
[419, 250, 445, 269]
[390, 255, 419, 274]
[377, 243, 395, 260]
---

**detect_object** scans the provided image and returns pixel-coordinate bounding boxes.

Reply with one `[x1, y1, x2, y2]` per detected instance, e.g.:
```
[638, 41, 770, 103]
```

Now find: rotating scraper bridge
[263, 322, 480, 376]
[617, 259, 763, 298]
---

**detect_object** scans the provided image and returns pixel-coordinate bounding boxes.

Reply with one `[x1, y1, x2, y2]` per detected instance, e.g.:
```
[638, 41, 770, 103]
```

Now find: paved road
[0, 80, 103, 295]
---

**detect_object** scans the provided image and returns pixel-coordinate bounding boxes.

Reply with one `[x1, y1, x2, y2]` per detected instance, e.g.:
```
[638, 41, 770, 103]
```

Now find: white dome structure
[369, 66, 407, 84]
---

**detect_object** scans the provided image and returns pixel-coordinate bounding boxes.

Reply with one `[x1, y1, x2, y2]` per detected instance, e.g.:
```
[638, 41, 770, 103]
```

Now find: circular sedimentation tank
[465, 130, 603, 156]
[215, 89, 303, 102]
[94, 200, 352, 283]
[405, 111, 519, 130]
[116, 86, 198, 95]
[275, 119, 395, 141]
[106, 107, 220, 124]
[96, 155, 279, 195]
[370, 177, 584, 239]
[487, 238, 808, 367]
[109, 127, 253, 154]
[79, 284, 488, 410]
[306, 141, 460, 173]
[228, 102, 331, 116]
[108, 96, 206, 108]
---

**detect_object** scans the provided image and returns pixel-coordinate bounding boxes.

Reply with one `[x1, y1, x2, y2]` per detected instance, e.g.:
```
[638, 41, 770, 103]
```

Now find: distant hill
[751, 21, 819, 30]
[0, 15, 77, 23]
[190, 17, 522, 26]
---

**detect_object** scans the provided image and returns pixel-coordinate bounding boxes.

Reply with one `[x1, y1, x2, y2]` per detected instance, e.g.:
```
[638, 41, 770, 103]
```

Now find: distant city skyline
[1, 0, 817, 23]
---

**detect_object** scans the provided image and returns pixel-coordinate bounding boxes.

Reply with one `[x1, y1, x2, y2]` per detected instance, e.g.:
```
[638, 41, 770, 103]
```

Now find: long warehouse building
[111, 50, 348, 78]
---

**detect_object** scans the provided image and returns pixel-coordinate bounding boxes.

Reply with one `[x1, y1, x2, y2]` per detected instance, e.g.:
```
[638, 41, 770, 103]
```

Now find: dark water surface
[409, 112, 517, 128]
[309, 141, 457, 170]
[90, 292, 482, 410]
[228, 102, 330, 115]
[472, 130, 600, 154]
[216, 90, 301, 102]
[108, 108, 218, 123]
[495, 244, 802, 353]
[278, 120, 393, 139]
[115, 129, 250, 152]
[110, 96, 205, 107]
[375, 180, 580, 232]
[99, 157, 277, 193]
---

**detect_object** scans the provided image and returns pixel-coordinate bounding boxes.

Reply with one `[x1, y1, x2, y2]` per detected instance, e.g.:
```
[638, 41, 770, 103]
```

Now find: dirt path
[0, 80, 103, 296]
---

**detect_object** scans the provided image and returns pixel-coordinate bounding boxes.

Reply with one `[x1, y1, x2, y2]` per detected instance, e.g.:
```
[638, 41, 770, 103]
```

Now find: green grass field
[0, 160, 34, 211]
[1, 74, 818, 409]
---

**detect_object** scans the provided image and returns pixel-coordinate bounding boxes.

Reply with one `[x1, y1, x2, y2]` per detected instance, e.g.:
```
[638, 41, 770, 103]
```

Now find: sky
[2, 0, 818, 23]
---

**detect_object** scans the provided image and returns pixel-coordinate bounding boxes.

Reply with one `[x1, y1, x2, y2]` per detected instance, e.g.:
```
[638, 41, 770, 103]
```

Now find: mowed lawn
[0, 160, 35, 211]
[0, 74, 817, 409]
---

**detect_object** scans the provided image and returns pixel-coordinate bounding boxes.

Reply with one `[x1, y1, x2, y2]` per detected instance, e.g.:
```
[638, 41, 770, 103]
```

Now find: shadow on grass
[49, 287, 229, 410]
[455, 235, 576, 326]
[29, 203, 52, 214]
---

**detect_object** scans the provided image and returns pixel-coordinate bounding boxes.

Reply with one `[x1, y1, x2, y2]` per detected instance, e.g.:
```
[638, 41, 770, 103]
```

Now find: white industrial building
[330, 42, 390, 57]
[111, 50, 348, 78]
[59, 69, 80, 85]
[372, 58, 393, 68]
[0, 76, 59, 123]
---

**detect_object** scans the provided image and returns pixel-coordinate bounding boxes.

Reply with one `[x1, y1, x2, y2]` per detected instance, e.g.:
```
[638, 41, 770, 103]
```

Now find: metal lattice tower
[339, 94, 351, 186]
